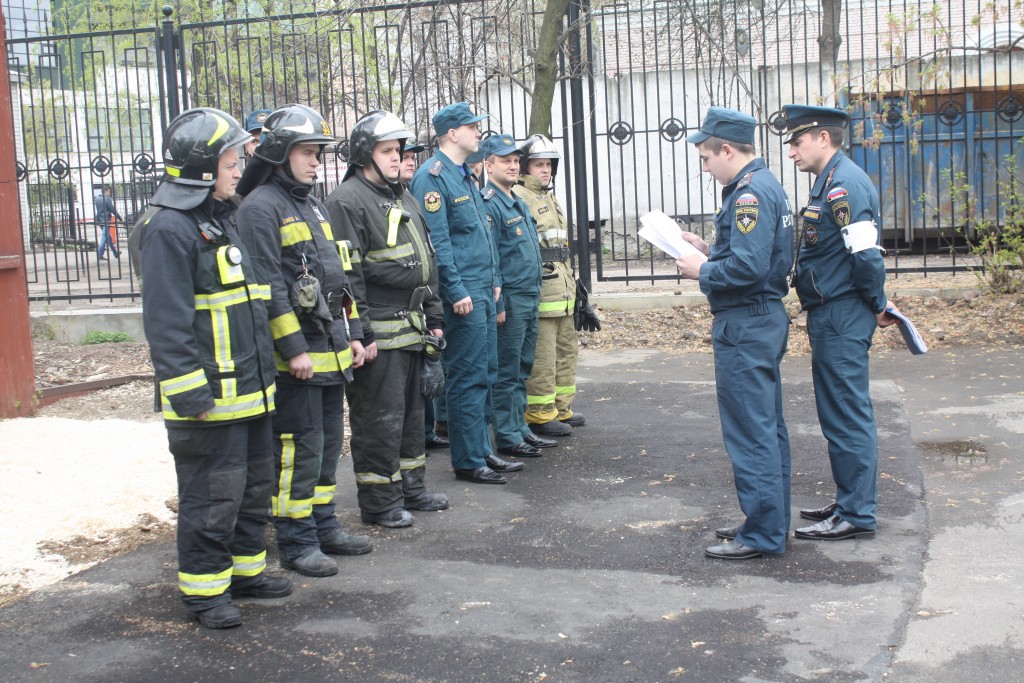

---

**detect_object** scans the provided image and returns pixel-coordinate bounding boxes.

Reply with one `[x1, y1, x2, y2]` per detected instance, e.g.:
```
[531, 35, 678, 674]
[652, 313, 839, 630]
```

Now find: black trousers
[347, 349, 427, 514]
[168, 415, 274, 612]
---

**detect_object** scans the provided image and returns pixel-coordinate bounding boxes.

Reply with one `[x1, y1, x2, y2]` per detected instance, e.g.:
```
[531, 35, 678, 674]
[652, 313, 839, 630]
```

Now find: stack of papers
[885, 307, 928, 354]
[638, 211, 708, 262]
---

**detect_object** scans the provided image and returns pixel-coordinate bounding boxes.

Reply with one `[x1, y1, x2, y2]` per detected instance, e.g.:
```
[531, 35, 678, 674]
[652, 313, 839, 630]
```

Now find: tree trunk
[528, 0, 571, 136]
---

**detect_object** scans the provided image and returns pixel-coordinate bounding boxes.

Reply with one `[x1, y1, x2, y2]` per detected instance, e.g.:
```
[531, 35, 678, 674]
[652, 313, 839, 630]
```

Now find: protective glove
[421, 356, 446, 400]
[573, 279, 601, 332]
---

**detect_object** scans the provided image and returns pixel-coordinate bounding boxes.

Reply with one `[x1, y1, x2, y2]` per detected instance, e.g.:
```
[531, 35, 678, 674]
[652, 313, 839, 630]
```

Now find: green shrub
[82, 331, 132, 345]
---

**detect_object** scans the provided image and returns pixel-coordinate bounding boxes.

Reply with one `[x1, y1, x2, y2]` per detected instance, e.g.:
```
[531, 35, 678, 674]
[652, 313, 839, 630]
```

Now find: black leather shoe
[793, 515, 876, 541]
[497, 442, 542, 458]
[715, 525, 740, 541]
[232, 574, 293, 599]
[559, 413, 586, 427]
[523, 433, 557, 449]
[799, 501, 838, 521]
[485, 454, 525, 472]
[454, 466, 507, 484]
[425, 435, 450, 449]
[194, 603, 242, 629]
[704, 540, 764, 560]
[530, 420, 572, 437]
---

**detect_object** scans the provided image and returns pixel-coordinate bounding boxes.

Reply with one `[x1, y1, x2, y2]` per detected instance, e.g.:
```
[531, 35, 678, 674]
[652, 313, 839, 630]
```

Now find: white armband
[841, 221, 884, 254]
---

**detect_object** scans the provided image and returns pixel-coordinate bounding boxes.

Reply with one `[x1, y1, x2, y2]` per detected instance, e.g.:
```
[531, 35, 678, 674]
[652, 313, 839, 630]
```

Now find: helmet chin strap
[370, 158, 403, 195]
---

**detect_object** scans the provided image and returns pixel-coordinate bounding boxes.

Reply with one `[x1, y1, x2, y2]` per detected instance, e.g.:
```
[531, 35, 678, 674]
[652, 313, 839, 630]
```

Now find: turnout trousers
[712, 301, 792, 555]
[494, 292, 540, 448]
[347, 348, 428, 514]
[525, 313, 578, 423]
[271, 381, 344, 561]
[807, 296, 879, 530]
[442, 286, 498, 470]
[168, 415, 274, 612]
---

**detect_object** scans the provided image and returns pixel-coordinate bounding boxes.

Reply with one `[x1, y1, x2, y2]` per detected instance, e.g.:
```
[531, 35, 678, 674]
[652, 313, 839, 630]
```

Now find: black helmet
[343, 110, 412, 183]
[150, 107, 250, 210]
[519, 134, 560, 179]
[254, 103, 336, 165]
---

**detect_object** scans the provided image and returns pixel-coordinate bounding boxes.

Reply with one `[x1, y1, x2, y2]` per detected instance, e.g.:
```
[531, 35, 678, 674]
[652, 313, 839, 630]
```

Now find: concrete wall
[31, 307, 144, 344]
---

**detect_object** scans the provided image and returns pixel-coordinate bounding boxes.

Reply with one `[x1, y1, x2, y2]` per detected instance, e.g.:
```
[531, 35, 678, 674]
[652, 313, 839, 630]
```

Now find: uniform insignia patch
[429, 160, 444, 176]
[737, 172, 753, 189]
[735, 193, 758, 206]
[453, 195, 470, 204]
[538, 205, 550, 214]
[827, 187, 848, 202]
[831, 200, 851, 227]
[424, 191, 442, 213]
[516, 227, 523, 235]
[483, 188, 495, 200]
[804, 224, 819, 245]
[736, 206, 759, 233]
[311, 204, 327, 222]
[506, 216, 522, 226]
[802, 205, 821, 221]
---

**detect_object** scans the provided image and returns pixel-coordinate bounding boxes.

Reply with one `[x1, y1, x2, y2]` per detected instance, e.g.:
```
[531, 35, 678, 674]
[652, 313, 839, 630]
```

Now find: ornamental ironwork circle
[335, 140, 350, 163]
[133, 153, 155, 175]
[938, 100, 964, 126]
[768, 110, 788, 135]
[15, 161, 27, 182]
[660, 117, 685, 143]
[608, 121, 633, 146]
[48, 158, 70, 180]
[883, 103, 904, 129]
[91, 155, 112, 177]
[998, 95, 1023, 122]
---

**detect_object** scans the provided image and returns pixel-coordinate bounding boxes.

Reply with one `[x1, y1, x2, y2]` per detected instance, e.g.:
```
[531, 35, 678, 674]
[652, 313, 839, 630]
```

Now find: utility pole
[0, 4, 37, 417]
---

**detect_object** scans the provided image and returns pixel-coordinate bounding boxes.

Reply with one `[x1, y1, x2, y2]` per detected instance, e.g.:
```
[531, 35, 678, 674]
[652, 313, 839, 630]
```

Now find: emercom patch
[831, 200, 851, 227]
[736, 206, 759, 233]
[424, 191, 442, 213]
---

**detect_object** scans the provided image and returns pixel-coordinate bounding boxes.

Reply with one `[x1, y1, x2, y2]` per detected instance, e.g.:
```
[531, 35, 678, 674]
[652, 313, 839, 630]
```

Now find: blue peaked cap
[686, 107, 756, 145]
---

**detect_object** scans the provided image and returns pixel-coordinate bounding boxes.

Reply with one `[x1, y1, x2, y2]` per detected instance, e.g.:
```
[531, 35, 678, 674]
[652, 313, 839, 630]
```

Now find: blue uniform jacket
[795, 150, 887, 313]
[410, 151, 500, 304]
[483, 181, 542, 314]
[699, 158, 794, 313]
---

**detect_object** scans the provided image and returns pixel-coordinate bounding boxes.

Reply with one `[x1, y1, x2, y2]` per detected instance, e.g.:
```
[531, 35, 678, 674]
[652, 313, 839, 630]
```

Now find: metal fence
[7, 0, 1024, 304]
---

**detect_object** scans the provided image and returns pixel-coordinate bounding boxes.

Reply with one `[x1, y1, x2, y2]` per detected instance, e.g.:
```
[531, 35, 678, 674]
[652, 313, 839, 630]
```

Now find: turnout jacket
[513, 175, 574, 317]
[324, 171, 444, 351]
[140, 196, 276, 426]
[237, 172, 362, 385]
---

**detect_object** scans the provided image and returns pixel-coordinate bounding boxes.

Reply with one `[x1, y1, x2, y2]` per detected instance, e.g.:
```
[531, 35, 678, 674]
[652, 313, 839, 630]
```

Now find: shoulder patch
[423, 191, 442, 213]
[736, 172, 753, 189]
[827, 187, 848, 202]
[735, 192, 759, 206]
[482, 188, 496, 200]
[429, 160, 444, 176]
[831, 200, 852, 227]
[735, 205, 759, 234]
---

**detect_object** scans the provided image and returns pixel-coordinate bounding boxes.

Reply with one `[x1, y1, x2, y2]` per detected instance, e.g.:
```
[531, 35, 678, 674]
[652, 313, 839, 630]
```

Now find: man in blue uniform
[676, 107, 795, 560]
[410, 102, 523, 484]
[783, 104, 899, 541]
[481, 134, 546, 459]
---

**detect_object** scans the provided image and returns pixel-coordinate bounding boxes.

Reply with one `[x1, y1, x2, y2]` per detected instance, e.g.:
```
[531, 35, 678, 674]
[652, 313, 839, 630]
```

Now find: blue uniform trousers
[712, 301, 792, 555]
[493, 292, 539, 448]
[807, 296, 879, 530]
[271, 382, 344, 561]
[442, 287, 498, 470]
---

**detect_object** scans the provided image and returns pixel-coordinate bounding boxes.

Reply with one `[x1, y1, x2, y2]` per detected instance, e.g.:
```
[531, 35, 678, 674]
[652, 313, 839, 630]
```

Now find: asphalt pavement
[0, 347, 1020, 682]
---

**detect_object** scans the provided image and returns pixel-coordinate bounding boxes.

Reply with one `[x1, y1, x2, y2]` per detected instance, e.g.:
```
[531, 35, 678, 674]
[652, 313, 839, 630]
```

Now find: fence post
[160, 5, 181, 127]
[0, 5, 37, 418]
[568, 0, 592, 290]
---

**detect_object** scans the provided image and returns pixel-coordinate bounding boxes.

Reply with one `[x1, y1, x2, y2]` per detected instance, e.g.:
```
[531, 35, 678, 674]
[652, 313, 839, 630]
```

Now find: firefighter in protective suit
[138, 108, 290, 629]
[237, 104, 372, 577]
[325, 111, 449, 527]
[514, 135, 585, 437]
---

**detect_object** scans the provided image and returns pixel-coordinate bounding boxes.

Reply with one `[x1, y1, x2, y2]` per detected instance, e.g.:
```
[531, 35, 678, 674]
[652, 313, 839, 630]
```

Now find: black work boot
[232, 574, 293, 599]
[405, 492, 449, 511]
[280, 549, 338, 577]
[194, 603, 242, 629]
[319, 529, 373, 556]
[361, 507, 414, 528]
[530, 419, 572, 437]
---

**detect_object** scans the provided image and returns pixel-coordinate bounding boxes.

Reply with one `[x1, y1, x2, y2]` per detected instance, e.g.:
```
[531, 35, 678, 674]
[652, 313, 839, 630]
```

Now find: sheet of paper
[638, 210, 708, 262]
